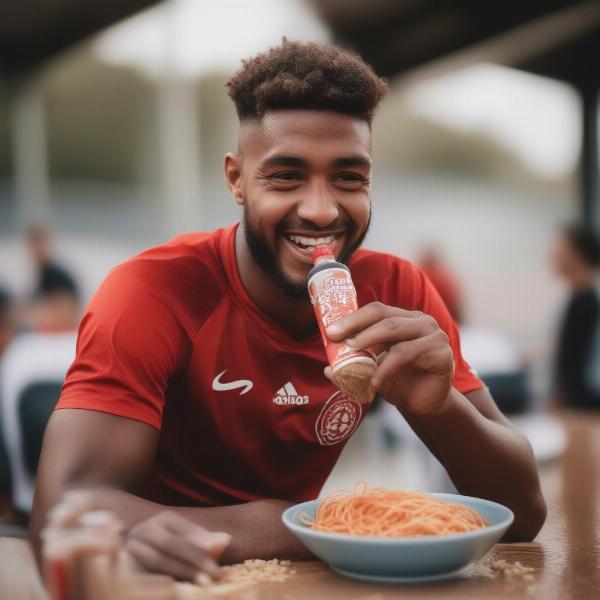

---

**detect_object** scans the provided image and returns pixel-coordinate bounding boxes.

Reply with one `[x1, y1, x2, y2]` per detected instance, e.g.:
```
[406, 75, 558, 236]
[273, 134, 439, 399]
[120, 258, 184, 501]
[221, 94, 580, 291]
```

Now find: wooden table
[2, 411, 599, 600]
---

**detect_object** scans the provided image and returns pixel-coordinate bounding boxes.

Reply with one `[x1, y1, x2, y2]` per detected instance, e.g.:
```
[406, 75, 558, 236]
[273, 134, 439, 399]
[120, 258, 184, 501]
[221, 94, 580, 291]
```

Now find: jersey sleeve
[397, 261, 483, 395]
[56, 264, 189, 430]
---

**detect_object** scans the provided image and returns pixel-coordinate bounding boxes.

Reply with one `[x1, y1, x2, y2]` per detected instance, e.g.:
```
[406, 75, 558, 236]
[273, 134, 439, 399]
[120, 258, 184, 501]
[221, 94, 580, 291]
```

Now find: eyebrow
[332, 155, 372, 169]
[259, 153, 371, 170]
[259, 155, 308, 169]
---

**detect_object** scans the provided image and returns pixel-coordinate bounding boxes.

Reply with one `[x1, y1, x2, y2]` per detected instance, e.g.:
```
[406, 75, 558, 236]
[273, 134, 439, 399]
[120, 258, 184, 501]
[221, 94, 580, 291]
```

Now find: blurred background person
[0, 286, 15, 522]
[0, 286, 15, 357]
[20, 226, 80, 333]
[26, 225, 78, 302]
[0, 230, 79, 526]
[550, 223, 600, 410]
[419, 246, 463, 324]
[417, 245, 532, 416]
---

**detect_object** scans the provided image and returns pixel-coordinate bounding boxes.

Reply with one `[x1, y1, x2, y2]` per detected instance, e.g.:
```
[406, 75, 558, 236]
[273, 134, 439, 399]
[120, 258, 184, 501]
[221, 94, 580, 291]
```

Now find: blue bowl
[282, 493, 514, 583]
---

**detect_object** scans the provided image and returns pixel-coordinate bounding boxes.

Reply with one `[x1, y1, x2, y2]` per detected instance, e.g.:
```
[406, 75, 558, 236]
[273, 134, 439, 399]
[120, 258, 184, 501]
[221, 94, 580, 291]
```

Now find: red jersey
[57, 224, 482, 506]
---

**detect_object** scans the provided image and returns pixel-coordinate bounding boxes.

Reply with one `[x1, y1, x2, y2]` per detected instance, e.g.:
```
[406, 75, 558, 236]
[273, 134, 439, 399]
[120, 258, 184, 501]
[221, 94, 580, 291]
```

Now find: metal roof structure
[0, 0, 158, 76]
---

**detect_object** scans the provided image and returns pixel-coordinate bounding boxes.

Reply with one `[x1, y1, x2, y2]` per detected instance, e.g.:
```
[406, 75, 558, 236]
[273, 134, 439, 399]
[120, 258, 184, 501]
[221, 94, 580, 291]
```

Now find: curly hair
[227, 39, 388, 124]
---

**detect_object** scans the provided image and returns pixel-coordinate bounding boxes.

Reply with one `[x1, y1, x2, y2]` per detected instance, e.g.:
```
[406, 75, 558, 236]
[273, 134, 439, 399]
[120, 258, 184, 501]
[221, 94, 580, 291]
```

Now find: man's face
[550, 234, 582, 282]
[231, 110, 373, 299]
[26, 230, 50, 265]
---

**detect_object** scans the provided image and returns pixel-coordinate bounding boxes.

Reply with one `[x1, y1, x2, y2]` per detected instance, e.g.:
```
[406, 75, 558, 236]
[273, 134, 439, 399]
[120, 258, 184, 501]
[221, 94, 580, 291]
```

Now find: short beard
[242, 206, 371, 302]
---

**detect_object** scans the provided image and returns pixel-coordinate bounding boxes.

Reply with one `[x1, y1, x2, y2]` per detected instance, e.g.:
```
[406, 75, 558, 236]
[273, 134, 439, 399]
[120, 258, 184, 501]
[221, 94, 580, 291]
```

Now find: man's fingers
[160, 512, 231, 560]
[158, 511, 231, 557]
[344, 316, 432, 350]
[325, 302, 419, 341]
[125, 539, 204, 583]
[156, 533, 222, 578]
[130, 514, 224, 577]
[189, 532, 231, 560]
[184, 530, 231, 561]
[47, 491, 95, 527]
[157, 511, 204, 535]
[371, 335, 437, 389]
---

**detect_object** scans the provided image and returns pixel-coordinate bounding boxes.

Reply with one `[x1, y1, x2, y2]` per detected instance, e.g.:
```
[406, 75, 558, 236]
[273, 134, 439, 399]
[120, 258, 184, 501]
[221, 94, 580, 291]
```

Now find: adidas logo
[273, 382, 309, 405]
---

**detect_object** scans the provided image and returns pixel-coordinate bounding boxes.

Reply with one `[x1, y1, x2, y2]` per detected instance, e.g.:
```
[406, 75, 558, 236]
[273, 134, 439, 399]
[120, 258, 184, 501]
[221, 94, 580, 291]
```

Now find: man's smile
[281, 231, 346, 266]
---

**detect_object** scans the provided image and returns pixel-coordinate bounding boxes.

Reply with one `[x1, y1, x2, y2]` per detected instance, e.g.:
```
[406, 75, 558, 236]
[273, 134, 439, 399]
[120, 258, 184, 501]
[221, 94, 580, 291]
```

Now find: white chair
[0, 332, 76, 513]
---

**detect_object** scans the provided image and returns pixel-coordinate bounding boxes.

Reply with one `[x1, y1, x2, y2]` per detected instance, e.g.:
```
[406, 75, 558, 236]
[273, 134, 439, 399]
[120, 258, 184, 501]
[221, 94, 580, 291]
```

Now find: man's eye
[272, 172, 301, 181]
[336, 173, 367, 183]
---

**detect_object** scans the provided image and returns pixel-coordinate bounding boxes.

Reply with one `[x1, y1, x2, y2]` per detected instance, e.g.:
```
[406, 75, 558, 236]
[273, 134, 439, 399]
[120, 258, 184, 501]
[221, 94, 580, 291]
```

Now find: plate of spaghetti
[282, 486, 513, 583]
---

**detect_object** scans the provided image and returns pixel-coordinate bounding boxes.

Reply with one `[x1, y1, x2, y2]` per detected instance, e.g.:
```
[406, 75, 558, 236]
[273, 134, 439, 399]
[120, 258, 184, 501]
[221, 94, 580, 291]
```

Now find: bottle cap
[312, 245, 334, 263]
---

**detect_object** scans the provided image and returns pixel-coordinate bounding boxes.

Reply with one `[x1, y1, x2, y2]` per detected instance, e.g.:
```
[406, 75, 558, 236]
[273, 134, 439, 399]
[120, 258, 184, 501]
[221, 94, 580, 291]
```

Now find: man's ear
[224, 153, 244, 206]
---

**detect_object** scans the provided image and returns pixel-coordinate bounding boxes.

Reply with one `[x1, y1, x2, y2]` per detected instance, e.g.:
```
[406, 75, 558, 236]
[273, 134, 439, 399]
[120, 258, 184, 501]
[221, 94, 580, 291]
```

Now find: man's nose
[296, 182, 339, 228]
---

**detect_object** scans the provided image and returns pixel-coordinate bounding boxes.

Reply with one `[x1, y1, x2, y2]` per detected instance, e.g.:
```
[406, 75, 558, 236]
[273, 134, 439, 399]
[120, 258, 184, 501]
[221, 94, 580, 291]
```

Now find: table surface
[1, 411, 599, 600]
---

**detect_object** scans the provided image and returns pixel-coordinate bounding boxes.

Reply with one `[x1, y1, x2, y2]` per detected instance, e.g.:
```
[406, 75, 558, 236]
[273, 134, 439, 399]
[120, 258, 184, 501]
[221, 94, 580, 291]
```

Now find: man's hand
[126, 511, 231, 585]
[31, 410, 312, 572]
[47, 491, 231, 585]
[326, 302, 453, 415]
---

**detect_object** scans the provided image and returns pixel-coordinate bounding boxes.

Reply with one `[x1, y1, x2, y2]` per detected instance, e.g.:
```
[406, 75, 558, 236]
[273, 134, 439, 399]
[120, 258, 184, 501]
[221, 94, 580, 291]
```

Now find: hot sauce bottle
[307, 245, 380, 405]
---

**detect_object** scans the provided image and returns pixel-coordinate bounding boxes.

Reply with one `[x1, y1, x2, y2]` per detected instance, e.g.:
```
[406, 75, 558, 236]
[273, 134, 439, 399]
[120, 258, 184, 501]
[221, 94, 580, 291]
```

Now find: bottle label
[308, 266, 378, 369]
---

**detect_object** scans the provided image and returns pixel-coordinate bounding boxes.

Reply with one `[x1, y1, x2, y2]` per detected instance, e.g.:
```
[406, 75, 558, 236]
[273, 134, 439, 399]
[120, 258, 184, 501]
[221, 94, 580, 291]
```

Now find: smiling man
[30, 40, 545, 582]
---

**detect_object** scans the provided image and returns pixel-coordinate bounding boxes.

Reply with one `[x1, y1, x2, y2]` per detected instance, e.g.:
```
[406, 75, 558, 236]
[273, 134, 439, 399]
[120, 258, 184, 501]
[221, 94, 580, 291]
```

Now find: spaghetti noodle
[304, 485, 487, 537]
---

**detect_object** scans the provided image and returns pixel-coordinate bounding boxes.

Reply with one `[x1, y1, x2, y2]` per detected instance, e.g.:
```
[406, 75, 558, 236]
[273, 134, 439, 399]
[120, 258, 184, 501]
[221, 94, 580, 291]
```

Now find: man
[31, 40, 545, 582]
[23, 226, 80, 332]
[0, 285, 14, 356]
[0, 286, 15, 520]
[26, 226, 79, 301]
[419, 246, 463, 324]
[551, 224, 600, 409]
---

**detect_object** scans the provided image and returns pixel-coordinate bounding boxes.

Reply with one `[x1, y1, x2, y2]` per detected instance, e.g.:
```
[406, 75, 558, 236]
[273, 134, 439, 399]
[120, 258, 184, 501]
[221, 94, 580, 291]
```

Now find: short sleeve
[401, 262, 483, 395]
[56, 265, 189, 430]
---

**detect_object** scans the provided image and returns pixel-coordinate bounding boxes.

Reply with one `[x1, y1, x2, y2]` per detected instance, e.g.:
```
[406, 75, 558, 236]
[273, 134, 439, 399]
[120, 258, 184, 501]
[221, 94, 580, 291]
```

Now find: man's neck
[234, 226, 317, 340]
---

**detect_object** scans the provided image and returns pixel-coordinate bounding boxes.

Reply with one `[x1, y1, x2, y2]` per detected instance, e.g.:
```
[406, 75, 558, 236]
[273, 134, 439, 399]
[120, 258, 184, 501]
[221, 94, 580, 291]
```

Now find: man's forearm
[403, 388, 546, 541]
[58, 488, 312, 564]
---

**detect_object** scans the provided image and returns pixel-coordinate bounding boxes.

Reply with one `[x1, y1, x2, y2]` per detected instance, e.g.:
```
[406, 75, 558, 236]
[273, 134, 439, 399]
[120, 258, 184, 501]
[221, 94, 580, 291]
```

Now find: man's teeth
[288, 234, 336, 249]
